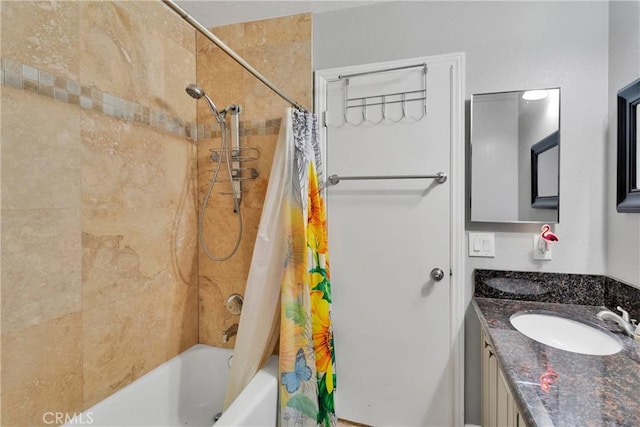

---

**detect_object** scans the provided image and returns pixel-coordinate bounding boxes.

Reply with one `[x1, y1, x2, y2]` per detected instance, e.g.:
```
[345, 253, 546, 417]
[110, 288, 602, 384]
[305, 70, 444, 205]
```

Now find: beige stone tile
[197, 205, 257, 276]
[196, 137, 219, 168]
[82, 208, 173, 310]
[164, 37, 197, 123]
[82, 288, 168, 408]
[166, 281, 199, 359]
[198, 24, 246, 55]
[243, 40, 312, 119]
[81, 110, 167, 210]
[1, 208, 81, 333]
[168, 191, 198, 288]
[79, 1, 165, 113]
[165, 135, 198, 208]
[196, 47, 247, 123]
[197, 206, 263, 356]
[1, 313, 83, 427]
[241, 134, 278, 209]
[198, 171, 238, 210]
[0, 1, 80, 80]
[169, 198, 199, 287]
[244, 13, 312, 48]
[1, 87, 80, 210]
[114, 0, 196, 52]
[165, 138, 199, 287]
[199, 275, 243, 348]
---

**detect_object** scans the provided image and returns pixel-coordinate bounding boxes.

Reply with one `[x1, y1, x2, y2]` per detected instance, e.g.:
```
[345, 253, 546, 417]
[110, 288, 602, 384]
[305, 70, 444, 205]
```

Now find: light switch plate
[468, 232, 495, 257]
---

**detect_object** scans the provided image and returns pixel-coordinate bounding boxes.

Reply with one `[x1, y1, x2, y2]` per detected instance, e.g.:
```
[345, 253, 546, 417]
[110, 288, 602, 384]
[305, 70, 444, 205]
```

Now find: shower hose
[199, 115, 243, 261]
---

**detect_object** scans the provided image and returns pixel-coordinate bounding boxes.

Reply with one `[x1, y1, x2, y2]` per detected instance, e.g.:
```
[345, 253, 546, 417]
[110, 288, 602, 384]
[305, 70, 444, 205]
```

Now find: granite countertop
[473, 297, 640, 427]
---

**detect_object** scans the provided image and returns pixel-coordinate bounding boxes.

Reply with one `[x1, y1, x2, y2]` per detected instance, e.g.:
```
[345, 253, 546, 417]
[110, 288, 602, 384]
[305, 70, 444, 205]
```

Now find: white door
[315, 54, 465, 427]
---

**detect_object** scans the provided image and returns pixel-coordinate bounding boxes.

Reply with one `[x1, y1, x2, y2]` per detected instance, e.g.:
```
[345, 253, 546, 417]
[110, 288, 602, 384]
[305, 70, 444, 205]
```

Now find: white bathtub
[65, 344, 278, 427]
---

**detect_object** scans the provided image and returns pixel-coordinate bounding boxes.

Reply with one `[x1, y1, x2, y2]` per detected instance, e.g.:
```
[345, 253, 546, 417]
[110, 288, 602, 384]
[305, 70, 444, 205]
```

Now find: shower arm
[160, 0, 306, 111]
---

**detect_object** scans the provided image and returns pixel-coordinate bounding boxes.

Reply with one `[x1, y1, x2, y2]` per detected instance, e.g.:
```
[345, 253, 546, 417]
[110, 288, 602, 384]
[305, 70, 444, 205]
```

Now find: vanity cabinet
[481, 330, 527, 427]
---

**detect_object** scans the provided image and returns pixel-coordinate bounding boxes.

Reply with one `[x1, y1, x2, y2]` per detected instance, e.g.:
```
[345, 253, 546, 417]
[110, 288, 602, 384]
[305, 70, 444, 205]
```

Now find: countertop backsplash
[474, 269, 640, 319]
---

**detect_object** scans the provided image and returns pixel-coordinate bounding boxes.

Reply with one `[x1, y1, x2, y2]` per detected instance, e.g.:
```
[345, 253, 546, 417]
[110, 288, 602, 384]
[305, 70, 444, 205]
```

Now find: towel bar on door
[327, 172, 447, 186]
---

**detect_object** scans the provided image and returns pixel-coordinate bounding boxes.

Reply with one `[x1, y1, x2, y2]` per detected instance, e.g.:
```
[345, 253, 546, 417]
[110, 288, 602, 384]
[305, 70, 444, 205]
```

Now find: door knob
[430, 268, 445, 281]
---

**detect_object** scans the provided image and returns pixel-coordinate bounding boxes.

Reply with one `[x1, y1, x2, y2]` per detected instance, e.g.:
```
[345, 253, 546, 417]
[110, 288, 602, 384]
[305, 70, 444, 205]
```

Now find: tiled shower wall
[196, 14, 312, 346]
[0, 2, 198, 425]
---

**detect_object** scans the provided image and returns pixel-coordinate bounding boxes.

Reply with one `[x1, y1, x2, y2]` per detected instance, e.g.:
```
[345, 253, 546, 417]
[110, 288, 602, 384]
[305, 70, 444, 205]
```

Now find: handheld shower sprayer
[186, 83, 243, 262]
[185, 83, 226, 124]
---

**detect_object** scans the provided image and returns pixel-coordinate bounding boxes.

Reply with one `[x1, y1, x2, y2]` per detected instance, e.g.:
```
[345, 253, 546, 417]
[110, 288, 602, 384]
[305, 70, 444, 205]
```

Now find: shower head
[185, 83, 205, 100]
[186, 83, 224, 123]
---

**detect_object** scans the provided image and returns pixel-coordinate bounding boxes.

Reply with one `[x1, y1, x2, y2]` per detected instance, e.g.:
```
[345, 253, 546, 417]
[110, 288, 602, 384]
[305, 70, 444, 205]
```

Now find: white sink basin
[510, 312, 623, 356]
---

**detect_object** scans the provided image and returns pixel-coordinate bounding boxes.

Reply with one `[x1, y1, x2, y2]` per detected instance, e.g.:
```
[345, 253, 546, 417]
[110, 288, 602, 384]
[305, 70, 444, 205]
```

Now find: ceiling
[174, 1, 384, 28]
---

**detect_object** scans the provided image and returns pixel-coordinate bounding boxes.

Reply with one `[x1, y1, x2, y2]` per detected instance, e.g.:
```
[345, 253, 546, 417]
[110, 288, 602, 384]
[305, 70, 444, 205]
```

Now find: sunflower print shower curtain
[279, 109, 336, 427]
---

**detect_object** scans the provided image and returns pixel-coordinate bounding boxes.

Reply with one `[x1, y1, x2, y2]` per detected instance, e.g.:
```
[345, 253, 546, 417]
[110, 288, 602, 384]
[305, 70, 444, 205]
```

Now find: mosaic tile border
[0, 56, 197, 140]
[199, 118, 282, 139]
[1, 56, 283, 141]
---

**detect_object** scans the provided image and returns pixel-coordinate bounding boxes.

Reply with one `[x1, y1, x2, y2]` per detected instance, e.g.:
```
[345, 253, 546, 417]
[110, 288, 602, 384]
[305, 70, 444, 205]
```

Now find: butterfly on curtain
[281, 348, 313, 393]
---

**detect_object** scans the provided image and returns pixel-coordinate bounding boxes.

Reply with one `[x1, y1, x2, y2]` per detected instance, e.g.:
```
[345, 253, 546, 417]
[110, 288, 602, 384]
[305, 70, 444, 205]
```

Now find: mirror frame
[531, 130, 559, 209]
[617, 77, 640, 213]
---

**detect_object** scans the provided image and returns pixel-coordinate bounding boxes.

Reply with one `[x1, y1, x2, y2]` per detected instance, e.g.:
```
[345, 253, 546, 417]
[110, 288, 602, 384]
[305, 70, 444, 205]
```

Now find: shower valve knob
[225, 294, 243, 315]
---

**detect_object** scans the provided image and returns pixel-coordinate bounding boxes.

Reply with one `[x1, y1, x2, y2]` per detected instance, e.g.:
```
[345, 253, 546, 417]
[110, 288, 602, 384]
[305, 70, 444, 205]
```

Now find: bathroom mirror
[616, 78, 640, 212]
[471, 88, 560, 223]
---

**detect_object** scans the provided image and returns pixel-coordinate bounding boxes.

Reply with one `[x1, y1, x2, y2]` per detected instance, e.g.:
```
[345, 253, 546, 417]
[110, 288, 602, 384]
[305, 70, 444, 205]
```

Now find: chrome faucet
[596, 306, 640, 340]
[222, 323, 238, 343]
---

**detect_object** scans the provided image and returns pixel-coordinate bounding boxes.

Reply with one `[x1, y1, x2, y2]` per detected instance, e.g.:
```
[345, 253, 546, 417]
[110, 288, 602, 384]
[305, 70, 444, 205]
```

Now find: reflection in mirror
[616, 78, 640, 212]
[538, 147, 559, 196]
[531, 132, 559, 208]
[636, 107, 640, 190]
[471, 88, 560, 223]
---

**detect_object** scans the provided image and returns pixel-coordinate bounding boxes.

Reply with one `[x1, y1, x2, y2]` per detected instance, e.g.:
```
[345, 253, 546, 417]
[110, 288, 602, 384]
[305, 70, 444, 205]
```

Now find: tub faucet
[596, 306, 640, 340]
[222, 323, 238, 343]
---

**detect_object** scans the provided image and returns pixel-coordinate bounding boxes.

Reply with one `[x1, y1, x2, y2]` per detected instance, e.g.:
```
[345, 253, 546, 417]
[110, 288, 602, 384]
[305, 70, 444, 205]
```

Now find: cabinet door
[482, 329, 523, 427]
[497, 366, 516, 427]
[516, 410, 528, 427]
[481, 331, 497, 426]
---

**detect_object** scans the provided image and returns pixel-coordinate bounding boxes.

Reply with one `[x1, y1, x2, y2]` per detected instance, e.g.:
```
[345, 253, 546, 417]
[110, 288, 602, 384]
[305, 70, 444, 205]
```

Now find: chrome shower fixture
[186, 83, 244, 262]
[185, 83, 225, 123]
[185, 83, 242, 123]
[185, 83, 205, 99]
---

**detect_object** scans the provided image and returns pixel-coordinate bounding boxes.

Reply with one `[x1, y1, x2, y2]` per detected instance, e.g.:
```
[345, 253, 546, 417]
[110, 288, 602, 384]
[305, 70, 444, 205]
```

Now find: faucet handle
[616, 306, 630, 321]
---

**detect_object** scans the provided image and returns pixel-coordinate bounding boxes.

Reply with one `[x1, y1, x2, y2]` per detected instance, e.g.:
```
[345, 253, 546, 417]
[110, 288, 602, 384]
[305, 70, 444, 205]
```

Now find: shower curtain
[223, 108, 336, 427]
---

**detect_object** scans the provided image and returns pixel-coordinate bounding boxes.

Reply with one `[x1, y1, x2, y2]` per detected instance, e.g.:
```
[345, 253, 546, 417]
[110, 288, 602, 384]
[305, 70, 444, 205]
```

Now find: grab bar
[327, 172, 447, 186]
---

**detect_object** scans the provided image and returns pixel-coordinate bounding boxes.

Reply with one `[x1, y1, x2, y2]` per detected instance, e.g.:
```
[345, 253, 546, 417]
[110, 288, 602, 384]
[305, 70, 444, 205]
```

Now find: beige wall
[0, 1, 198, 425]
[196, 14, 312, 347]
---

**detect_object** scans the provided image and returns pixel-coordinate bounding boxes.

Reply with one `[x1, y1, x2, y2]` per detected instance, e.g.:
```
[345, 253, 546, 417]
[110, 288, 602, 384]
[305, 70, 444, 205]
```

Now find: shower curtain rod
[160, 0, 305, 111]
